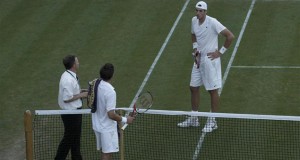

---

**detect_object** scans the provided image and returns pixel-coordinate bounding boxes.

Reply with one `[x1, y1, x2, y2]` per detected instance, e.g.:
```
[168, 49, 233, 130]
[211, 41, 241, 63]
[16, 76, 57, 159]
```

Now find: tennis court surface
[0, 0, 299, 159]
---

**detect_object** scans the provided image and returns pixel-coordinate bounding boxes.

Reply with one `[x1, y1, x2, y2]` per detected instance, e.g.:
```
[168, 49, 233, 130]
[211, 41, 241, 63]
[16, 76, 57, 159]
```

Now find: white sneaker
[202, 118, 218, 133]
[177, 117, 199, 127]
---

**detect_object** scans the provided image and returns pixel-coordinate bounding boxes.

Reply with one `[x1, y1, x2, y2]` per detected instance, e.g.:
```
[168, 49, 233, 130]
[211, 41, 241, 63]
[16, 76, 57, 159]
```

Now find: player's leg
[94, 130, 114, 160]
[209, 89, 219, 112]
[202, 58, 221, 132]
[101, 153, 112, 160]
[191, 86, 200, 112]
[177, 65, 202, 127]
[94, 130, 102, 160]
[190, 63, 202, 111]
[100, 130, 119, 160]
[202, 90, 219, 133]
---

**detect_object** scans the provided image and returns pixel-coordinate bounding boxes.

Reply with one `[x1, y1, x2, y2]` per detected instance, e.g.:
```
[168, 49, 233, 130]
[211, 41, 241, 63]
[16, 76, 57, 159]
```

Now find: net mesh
[31, 109, 300, 160]
[33, 112, 114, 159]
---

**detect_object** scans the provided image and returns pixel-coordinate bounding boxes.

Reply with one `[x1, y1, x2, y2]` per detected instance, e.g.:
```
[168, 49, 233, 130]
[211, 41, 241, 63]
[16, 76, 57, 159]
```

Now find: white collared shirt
[58, 70, 82, 110]
[92, 80, 117, 133]
[191, 15, 226, 57]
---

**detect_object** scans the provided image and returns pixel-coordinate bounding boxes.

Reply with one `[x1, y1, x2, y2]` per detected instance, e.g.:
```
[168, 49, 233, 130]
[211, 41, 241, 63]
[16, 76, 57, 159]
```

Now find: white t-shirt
[58, 70, 82, 110]
[92, 80, 117, 133]
[191, 15, 226, 59]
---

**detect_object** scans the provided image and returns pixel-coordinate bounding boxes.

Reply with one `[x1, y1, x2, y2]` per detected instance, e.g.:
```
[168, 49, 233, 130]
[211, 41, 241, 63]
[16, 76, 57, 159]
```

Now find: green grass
[0, 0, 299, 159]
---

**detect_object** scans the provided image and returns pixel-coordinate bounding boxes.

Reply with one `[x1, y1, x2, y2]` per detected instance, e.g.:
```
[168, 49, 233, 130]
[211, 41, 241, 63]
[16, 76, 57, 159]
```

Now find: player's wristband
[219, 46, 227, 54]
[192, 42, 198, 49]
[121, 117, 127, 123]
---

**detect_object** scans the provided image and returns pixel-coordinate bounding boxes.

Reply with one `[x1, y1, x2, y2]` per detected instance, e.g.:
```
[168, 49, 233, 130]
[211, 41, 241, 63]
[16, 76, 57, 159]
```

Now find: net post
[24, 110, 34, 160]
[118, 110, 125, 160]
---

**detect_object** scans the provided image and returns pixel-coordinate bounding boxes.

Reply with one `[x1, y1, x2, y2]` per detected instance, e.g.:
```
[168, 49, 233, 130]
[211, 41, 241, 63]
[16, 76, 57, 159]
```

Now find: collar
[101, 80, 115, 90]
[66, 70, 77, 79]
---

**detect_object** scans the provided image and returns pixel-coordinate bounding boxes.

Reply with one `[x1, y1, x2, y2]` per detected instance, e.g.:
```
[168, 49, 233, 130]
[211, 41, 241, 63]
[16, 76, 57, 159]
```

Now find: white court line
[193, 0, 257, 160]
[218, 0, 257, 96]
[231, 65, 300, 69]
[127, 0, 191, 109]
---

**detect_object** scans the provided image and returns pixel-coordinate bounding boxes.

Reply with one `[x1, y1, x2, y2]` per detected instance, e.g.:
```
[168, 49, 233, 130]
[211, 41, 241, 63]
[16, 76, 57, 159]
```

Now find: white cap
[195, 1, 207, 10]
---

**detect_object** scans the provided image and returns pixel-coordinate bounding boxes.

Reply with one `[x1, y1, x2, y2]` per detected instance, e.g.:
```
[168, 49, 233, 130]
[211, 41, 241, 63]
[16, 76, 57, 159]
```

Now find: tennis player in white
[177, 1, 234, 132]
[92, 63, 134, 160]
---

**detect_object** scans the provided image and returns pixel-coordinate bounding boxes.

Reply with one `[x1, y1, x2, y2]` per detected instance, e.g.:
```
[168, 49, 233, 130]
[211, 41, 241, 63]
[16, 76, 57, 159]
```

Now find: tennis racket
[121, 91, 153, 130]
[193, 51, 200, 69]
[87, 78, 101, 113]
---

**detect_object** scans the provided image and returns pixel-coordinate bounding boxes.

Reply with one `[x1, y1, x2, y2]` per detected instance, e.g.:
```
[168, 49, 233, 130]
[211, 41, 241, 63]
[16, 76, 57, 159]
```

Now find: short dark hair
[100, 63, 114, 81]
[63, 55, 76, 70]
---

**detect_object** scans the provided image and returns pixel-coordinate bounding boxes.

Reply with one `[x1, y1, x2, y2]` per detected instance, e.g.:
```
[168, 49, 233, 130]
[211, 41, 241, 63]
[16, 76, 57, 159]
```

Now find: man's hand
[81, 89, 88, 92]
[192, 49, 199, 57]
[192, 49, 200, 69]
[79, 92, 88, 98]
[126, 116, 135, 124]
[207, 50, 221, 60]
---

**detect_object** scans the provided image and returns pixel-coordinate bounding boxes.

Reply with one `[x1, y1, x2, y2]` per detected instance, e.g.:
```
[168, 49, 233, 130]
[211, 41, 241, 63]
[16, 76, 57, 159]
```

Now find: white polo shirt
[58, 70, 82, 110]
[92, 80, 117, 133]
[191, 15, 226, 59]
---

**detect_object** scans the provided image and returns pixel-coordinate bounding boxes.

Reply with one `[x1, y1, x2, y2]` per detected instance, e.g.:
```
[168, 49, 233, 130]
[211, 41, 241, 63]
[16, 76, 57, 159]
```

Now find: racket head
[135, 91, 153, 113]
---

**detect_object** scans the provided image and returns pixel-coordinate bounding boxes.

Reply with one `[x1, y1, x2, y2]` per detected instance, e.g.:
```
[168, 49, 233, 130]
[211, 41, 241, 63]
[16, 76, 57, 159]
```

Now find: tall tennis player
[177, 1, 234, 133]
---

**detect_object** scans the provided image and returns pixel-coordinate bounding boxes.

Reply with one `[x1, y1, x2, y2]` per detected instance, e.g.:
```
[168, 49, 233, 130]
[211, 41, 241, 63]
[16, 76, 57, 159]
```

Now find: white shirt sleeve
[212, 18, 226, 34]
[62, 79, 74, 101]
[191, 16, 197, 34]
[106, 90, 116, 112]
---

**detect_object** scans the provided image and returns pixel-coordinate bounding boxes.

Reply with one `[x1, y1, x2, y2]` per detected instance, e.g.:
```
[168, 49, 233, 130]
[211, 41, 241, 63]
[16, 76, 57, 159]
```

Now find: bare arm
[207, 28, 235, 60]
[107, 110, 134, 124]
[191, 34, 197, 53]
[192, 34, 197, 43]
[220, 28, 235, 49]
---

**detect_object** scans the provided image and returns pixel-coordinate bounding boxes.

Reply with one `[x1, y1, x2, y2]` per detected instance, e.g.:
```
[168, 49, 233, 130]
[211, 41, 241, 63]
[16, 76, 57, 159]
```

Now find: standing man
[55, 55, 88, 160]
[92, 63, 134, 160]
[177, 1, 234, 132]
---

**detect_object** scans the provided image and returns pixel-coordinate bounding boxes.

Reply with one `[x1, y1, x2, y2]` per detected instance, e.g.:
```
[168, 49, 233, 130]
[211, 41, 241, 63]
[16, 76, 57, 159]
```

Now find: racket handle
[121, 123, 129, 130]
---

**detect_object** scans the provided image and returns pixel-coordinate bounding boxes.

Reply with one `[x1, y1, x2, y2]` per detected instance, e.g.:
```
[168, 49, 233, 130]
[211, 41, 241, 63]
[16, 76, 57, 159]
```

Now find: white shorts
[190, 57, 222, 90]
[94, 130, 119, 153]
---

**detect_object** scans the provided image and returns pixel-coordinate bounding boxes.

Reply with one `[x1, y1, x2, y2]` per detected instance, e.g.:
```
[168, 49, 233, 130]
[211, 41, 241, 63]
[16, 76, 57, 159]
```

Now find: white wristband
[121, 117, 127, 123]
[192, 42, 198, 49]
[219, 46, 227, 54]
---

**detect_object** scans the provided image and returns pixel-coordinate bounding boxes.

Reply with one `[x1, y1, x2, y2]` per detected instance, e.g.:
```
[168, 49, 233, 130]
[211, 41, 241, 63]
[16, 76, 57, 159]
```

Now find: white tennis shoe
[202, 118, 218, 133]
[177, 117, 199, 127]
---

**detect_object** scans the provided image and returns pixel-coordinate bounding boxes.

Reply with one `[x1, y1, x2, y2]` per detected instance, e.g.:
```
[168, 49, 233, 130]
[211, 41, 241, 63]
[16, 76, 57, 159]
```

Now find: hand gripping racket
[193, 51, 200, 69]
[121, 91, 153, 130]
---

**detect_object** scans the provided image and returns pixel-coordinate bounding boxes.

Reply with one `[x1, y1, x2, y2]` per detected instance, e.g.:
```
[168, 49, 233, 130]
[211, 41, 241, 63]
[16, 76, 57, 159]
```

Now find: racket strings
[138, 94, 153, 108]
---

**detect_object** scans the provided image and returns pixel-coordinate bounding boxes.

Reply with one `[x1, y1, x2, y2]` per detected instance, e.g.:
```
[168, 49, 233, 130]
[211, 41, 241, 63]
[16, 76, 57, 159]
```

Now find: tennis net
[24, 108, 300, 160]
